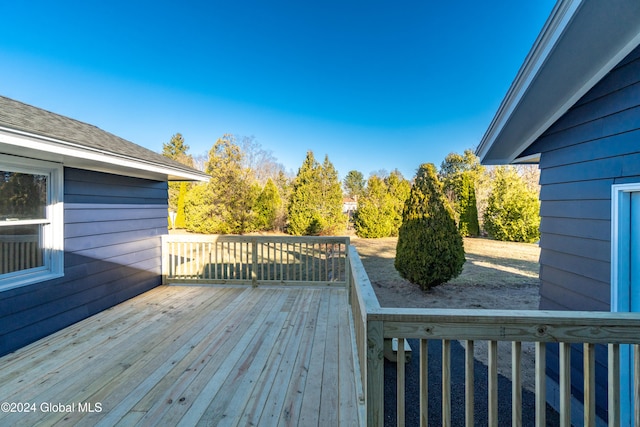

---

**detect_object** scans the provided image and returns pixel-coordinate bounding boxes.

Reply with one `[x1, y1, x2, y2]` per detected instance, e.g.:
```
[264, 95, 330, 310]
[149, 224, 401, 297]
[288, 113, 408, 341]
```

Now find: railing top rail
[162, 234, 350, 245]
[369, 306, 640, 322]
[371, 306, 640, 344]
[348, 245, 380, 311]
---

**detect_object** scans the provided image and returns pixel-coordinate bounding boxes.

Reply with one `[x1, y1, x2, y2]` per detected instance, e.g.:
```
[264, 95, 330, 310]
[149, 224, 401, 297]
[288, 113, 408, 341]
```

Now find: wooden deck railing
[347, 245, 640, 427]
[162, 234, 350, 287]
[162, 236, 640, 426]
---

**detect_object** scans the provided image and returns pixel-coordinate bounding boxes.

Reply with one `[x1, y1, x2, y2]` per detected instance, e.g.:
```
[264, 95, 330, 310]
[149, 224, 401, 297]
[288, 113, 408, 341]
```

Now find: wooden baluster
[398, 338, 405, 426]
[535, 342, 546, 427]
[609, 343, 620, 427]
[559, 342, 571, 427]
[512, 341, 522, 427]
[488, 340, 498, 427]
[465, 340, 474, 427]
[443, 339, 451, 427]
[584, 343, 595, 427]
[420, 339, 428, 427]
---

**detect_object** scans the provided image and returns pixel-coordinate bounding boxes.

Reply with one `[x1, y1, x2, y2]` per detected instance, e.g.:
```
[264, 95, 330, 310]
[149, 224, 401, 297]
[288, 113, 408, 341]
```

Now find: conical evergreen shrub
[395, 163, 465, 289]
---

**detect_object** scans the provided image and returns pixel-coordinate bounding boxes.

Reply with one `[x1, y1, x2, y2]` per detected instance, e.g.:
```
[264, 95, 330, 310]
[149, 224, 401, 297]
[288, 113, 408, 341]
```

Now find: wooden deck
[0, 285, 364, 426]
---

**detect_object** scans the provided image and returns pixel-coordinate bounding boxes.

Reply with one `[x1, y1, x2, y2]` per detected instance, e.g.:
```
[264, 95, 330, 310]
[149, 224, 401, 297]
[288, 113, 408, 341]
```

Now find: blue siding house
[0, 96, 208, 356]
[477, 0, 640, 423]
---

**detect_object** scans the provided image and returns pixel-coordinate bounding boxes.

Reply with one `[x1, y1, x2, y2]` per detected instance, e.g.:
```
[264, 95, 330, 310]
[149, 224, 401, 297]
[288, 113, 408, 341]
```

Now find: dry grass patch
[351, 236, 540, 310]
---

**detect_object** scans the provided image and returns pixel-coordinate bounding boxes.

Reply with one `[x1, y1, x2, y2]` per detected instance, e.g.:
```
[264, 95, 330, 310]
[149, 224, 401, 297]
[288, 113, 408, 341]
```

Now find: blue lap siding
[0, 168, 168, 356]
[524, 44, 640, 312]
[522, 44, 640, 419]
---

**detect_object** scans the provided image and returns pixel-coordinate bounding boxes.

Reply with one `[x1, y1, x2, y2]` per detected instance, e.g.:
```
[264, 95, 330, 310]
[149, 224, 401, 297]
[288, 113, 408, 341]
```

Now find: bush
[484, 166, 540, 243]
[354, 176, 394, 238]
[395, 163, 465, 289]
[253, 178, 282, 231]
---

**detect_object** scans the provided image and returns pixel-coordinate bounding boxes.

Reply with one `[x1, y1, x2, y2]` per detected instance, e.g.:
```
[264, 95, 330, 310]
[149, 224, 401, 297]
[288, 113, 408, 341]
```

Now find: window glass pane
[0, 171, 47, 220]
[0, 224, 44, 274]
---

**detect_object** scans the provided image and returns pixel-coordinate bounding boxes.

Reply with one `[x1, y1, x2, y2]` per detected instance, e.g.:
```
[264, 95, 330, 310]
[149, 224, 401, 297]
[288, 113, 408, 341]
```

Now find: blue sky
[0, 1, 556, 180]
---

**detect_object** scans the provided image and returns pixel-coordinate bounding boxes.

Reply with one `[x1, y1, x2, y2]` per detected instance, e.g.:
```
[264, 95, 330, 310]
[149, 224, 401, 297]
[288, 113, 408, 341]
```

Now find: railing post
[367, 320, 384, 427]
[344, 238, 351, 300]
[251, 238, 258, 287]
[161, 235, 168, 285]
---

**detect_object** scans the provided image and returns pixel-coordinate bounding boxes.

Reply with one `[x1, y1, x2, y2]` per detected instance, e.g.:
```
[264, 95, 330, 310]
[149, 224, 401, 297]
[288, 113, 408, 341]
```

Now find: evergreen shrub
[395, 163, 465, 289]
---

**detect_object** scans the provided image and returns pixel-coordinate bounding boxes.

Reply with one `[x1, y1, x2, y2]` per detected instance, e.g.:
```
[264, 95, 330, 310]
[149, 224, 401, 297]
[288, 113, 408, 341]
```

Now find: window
[0, 155, 63, 290]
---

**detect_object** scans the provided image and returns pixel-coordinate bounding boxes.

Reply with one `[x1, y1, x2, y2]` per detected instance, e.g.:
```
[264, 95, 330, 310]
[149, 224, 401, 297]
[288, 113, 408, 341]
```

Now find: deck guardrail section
[162, 234, 350, 287]
[347, 244, 640, 427]
[162, 236, 640, 426]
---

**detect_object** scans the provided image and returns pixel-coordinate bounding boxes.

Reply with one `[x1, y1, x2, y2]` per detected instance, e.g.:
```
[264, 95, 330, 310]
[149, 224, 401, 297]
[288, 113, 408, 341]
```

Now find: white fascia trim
[0, 126, 208, 182]
[476, 0, 582, 162]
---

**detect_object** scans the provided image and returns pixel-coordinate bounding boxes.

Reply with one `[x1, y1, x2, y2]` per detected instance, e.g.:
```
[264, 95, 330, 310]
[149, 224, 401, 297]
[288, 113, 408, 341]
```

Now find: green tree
[162, 133, 194, 229]
[253, 178, 282, 231]
[287, 151, 346, 235]
[353, 171, 410, 238]
[484, 166, 540, 243]
[174, 182, 188, 228]
[343, 170, 365, 200]
[439, 149, 481, 180]
[395, 163, 465, 289]
[319, 155, 346, 234]
[288, 151, 322, 235]
[184, 134, 257, 234]
[354, 176, 394, 238]
[439, 149, 484, 235]
[458, 173, 480, 237]
[162, 133, 192, 164]
[183, 183, 221, 234]
[273, 170, 293, 231]
[385, 170, 411, 236]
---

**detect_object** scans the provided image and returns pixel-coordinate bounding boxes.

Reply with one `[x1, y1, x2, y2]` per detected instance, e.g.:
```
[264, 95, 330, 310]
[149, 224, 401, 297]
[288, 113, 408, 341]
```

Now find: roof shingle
[0, 95, 204, 178]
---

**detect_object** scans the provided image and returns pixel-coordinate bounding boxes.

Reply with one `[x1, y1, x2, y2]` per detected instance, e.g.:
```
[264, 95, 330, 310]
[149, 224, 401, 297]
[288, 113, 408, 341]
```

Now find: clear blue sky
[0, 1, 555, 180]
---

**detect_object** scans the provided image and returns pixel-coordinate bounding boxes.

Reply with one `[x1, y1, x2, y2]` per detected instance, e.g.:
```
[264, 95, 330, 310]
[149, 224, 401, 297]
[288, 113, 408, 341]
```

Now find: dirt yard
[351, 236, 540, 309]
[351, 236, 541, 392]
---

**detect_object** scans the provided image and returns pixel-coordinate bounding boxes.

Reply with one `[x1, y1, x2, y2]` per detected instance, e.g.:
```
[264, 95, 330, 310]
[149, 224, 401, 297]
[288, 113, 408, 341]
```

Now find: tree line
[162, 133, 540, 244]
[162, 133, 346, 235]
[344, 149, 540, 244]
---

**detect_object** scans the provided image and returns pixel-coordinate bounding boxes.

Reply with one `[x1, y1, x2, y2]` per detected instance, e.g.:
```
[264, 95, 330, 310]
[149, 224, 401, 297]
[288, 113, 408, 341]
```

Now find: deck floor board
[0, 285, 363, 426]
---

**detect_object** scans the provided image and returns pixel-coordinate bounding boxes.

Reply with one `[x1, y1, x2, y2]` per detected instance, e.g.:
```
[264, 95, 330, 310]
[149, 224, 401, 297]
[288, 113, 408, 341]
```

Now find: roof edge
[476, 0, 583, 163]
[0, 126, 209, 182]
[476, 0, 640, 165]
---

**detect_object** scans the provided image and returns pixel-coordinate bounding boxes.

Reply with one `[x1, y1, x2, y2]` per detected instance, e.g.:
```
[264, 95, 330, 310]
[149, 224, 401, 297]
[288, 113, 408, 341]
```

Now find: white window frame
[0, 154, 64, 291]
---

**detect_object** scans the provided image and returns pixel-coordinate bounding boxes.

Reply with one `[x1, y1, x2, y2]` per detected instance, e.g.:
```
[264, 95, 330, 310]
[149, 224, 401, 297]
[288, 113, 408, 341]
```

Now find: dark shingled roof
[0, 95, 204, 178]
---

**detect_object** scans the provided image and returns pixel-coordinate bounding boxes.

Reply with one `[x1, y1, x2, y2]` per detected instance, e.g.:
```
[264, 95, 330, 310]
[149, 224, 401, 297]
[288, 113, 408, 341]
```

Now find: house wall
[523, 44, 640, 312]
[0, 168, 168, 356]
[522, 44, 640, 420]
